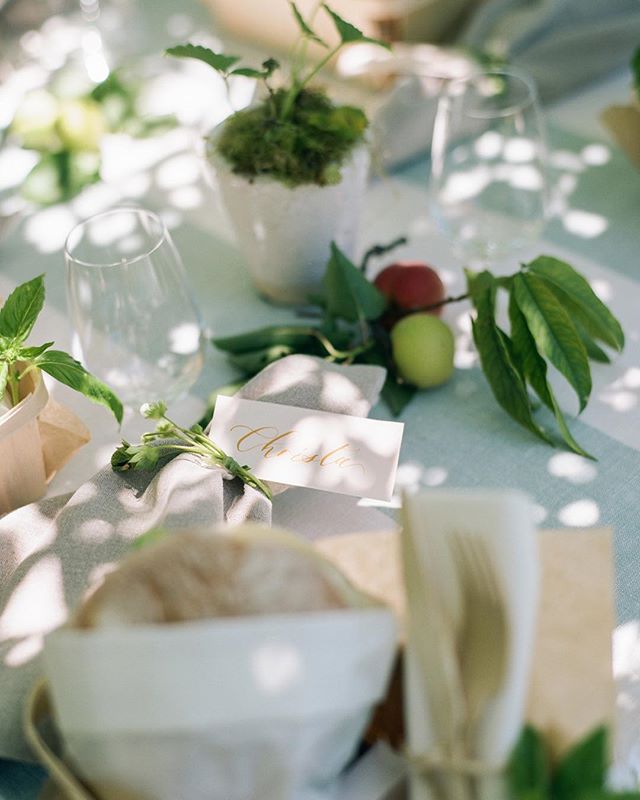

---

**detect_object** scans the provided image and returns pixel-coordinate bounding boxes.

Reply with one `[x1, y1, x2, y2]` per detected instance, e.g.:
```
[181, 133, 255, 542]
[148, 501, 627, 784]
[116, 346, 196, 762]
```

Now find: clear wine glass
[65, 207, 205, 407]
[429, 66, 548, 268]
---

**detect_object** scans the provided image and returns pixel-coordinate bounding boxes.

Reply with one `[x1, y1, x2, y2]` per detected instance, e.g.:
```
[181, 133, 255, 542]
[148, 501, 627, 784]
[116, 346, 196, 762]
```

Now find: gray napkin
[459, 0, 640, 102]
[0, 355, 386, 761]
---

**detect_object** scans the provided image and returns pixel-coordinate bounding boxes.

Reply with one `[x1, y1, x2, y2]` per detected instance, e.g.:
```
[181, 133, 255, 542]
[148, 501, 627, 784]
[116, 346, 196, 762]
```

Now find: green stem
[7, 365, 20, 407]
[279, 42, 342, 120]
[414, 292, 470, 313]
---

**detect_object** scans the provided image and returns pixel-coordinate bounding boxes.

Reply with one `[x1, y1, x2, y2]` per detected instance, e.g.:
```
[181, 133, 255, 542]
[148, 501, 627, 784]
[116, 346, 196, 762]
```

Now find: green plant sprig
[211, 244, 624, 460]
[508, 725, 640, 799]
[111, 401, 272, 501]
[166, 4, 388, 124]
[0, 275, 122, 422]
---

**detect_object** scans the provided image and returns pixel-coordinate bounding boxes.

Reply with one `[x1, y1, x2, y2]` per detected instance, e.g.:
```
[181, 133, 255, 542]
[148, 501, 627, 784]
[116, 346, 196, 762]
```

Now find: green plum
[390, 313, 455, 388]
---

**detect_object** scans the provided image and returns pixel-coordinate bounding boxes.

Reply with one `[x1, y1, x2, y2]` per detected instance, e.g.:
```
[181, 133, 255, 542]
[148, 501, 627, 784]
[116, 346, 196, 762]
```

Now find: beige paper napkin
[601, 103, 640, 169]
[39, 397, 91, 483]
[317, 526, 616, 756]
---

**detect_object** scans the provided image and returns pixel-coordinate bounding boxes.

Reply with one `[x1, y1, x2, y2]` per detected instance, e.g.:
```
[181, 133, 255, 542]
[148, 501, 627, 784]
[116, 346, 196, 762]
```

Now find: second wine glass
[65, 208, 205, 408]
[429, 67, 548, 268]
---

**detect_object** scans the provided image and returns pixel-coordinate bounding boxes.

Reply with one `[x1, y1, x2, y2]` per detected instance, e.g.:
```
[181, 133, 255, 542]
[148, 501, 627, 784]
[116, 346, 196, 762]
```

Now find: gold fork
[450, 532, 509, 759]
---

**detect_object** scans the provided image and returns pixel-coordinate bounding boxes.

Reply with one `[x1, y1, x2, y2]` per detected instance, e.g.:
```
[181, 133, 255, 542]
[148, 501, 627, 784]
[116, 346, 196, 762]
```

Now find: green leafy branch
[111, 401, 272, 500]
[0, 275, 122, 423]
[468, 256, 623, 460]
[508, 725, 640, 800]
[212, 245, 624, 459]
[166, 3, 388, 123]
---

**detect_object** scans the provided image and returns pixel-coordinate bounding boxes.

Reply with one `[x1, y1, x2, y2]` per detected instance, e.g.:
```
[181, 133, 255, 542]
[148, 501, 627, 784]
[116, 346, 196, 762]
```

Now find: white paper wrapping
[43, 609, 397, 800]
[402, 489, 539, 800]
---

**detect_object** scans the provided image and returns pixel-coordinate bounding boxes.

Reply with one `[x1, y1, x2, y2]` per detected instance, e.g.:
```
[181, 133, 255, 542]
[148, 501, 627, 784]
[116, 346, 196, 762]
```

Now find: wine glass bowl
[65, 208, 205, 407]
[429, 67, 548, 266]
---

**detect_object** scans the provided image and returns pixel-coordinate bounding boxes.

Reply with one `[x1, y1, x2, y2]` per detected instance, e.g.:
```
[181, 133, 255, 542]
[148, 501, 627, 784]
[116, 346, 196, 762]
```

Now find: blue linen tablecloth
[2, 1, 640, 797]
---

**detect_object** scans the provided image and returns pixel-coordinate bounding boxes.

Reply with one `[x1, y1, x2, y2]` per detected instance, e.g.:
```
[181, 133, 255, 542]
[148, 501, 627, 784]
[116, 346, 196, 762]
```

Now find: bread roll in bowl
[73, 524, 378, 629]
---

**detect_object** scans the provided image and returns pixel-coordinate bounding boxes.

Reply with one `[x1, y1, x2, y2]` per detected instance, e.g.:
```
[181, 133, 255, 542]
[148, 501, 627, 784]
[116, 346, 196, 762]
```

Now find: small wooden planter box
[0, 370, 49, 515]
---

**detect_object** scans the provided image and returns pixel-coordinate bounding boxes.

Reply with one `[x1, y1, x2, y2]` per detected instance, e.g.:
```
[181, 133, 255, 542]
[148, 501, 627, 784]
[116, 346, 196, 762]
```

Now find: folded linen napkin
[0, 354, 386, 761]
[401, 489, 539, 800]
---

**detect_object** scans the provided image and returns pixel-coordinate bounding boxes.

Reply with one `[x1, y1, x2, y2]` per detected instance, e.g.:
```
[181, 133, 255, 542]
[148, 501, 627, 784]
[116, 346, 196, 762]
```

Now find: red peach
[374, 261, 445, 314]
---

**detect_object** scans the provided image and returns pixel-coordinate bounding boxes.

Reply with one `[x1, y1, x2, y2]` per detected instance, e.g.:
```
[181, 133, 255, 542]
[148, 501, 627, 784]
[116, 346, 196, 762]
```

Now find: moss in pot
[167, 3, 390, 304]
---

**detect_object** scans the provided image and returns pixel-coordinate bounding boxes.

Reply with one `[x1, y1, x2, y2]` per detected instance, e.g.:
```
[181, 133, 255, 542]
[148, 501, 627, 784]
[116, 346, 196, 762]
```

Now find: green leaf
[323, 242, 387, 322]
[381, 377, 416, 417]
[290, 2, 328, 46]
[553, 726, 607, 800]
[471, 276, 551, 444]
[231, 60, 280, 79]
[507, 726, 550, 798]
[165, 45, 241, 74]
[0, 275, 45, 343]
[197, 380, 247, 429]
[633, 46, 640, 99]
[527, 256, 624, 351]
[18, 342, 54, 359]
[131, 528, 169, 550]
[323, 4, 391, 49]
[509, 293, 594, 459]
[574, 320, 611, 364]
[513, 272, 592, 412]
[213, 325, 324, 354]
[35, 350, 123, 424]
[0, 361, 8, 403]
[228, 345, 295, 374]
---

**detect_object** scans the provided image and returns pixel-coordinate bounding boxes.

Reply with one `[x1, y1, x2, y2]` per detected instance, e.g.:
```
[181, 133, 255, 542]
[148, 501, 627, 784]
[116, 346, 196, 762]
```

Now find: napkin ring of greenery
[111, 401, 272, 501]
[211, 243, 624, 460]
[166, 3, 390, 187]
[0, 275, 122, 423]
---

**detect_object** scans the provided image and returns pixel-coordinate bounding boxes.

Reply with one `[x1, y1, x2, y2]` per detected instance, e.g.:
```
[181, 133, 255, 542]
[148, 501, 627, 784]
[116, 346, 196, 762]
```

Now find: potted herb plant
[0, 275, 122, 514]
[167, 3, 389, 305]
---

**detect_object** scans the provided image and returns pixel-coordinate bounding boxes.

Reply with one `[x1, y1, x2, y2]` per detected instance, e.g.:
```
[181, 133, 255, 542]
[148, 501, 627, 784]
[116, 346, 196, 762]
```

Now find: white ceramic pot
[0, 369, 49, 515]
[209, 138, 370, 305]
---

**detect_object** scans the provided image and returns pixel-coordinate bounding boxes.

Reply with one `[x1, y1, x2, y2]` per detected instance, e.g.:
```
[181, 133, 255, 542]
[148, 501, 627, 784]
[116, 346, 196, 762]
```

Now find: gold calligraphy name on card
[210, 396, 404, 501]
[230, 424, 366, 473]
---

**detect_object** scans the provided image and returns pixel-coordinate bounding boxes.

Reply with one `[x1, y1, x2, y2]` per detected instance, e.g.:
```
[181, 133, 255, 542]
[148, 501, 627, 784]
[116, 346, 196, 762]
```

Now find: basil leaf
[290, 2, 328, 46]
[19, 342, 54, 359]
[323, 4, 391, 49]
[552, 726, 607, 800]
[513, 272, 591, 412]
[0, 275, 45, 343]
[509, 294, 594, 459]
[0, 361, 8, 403]
[527, 256, 624, 351]
[165, 45, 240, 74]
[471, 280, 551, 444]
[323, 242, 387, 322]
[507, 726, 550, 799]
[35, 350, 123, 424]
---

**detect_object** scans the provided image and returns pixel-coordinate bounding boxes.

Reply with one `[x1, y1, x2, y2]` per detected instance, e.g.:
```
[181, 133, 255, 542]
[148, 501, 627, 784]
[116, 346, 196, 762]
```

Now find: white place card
[210, 396, 404, 502]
